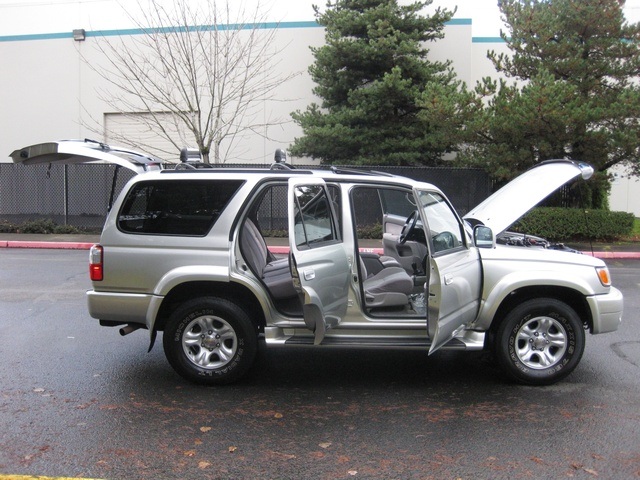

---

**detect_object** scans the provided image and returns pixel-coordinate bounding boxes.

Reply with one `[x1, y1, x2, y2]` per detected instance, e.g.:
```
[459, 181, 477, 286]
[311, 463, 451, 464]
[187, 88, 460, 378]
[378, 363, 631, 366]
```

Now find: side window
[417, 191, 465, 254]
[351, 186, 415, 240]
[380, 189, 416, 218]
[293, 184, 339, 249]
[351, 187, 383, 240]
[118, 180, 243, 236]
[253, 184, 288, 236]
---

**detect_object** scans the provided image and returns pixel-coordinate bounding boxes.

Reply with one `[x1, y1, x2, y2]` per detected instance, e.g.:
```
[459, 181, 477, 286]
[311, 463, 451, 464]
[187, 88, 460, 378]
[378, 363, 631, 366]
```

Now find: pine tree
[460, 0, 640, 207]
[290, 0, 469, 165]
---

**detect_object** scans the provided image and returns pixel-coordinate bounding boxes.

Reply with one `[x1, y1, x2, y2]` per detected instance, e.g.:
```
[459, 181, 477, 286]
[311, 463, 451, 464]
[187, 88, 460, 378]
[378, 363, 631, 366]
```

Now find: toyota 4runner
[14, 140, 624, 385]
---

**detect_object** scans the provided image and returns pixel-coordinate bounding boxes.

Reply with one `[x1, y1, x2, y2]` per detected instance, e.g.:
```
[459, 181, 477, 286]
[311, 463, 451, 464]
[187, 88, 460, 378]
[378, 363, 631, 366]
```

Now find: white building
[0, 0, 638, 214]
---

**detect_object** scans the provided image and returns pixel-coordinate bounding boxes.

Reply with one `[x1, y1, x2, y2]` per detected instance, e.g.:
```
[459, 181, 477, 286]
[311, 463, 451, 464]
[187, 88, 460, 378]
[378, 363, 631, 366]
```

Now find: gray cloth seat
[360, 256, 413, 308]
[241, 219, 297, 299]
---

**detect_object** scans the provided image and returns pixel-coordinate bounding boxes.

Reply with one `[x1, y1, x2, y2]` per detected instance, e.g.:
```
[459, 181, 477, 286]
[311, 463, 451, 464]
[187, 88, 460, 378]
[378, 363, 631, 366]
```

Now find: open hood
[464, 159, 594, 234]
[9, 139, 163, 174]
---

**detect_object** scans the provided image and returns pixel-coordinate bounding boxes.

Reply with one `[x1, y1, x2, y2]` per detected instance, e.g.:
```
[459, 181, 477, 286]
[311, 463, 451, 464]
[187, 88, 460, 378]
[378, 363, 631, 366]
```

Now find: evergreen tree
[290, 0, 469, 165]
[459, 0, 640, 207]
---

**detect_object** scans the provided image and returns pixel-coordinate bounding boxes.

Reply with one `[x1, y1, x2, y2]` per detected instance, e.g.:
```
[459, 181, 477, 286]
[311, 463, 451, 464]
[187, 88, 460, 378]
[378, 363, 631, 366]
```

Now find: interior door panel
[382, 214, 427, 275]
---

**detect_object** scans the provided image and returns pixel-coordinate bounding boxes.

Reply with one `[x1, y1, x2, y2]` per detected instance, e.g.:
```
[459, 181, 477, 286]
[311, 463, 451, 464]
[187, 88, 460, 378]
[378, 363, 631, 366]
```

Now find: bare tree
[85, 0, 298, 163]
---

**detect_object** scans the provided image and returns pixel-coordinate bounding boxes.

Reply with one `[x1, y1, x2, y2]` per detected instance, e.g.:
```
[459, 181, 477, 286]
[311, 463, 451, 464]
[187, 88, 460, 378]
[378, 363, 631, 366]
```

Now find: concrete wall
[1, 17, 638, 215]
[0, 21, 481, 165]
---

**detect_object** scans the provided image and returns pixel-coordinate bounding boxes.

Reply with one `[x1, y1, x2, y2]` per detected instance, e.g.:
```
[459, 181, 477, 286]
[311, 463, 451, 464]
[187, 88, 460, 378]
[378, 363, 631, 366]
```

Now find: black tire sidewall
[163, 297, 257, 385]
[495, 298, 585, 386]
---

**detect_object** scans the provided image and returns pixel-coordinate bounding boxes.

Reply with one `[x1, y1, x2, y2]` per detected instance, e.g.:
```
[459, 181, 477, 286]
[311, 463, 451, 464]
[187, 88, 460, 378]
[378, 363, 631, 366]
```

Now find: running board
[264, 328, 485, 350]
[285, 336, 465, 349]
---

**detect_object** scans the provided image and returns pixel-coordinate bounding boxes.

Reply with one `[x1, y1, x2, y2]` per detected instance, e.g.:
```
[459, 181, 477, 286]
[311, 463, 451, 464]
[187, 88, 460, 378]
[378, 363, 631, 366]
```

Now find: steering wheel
[398, 211, 419, 245]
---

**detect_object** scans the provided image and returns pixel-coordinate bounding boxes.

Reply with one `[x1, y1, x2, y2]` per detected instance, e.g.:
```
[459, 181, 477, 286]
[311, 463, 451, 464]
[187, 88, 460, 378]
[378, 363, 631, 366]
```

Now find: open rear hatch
[10, 139, 163, 174]
[10, 139, 163, 210]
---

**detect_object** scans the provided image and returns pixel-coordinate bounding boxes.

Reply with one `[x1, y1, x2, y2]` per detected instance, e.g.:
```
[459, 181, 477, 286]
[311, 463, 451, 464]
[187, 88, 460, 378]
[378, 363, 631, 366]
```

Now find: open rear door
[288, 178, 350, 345]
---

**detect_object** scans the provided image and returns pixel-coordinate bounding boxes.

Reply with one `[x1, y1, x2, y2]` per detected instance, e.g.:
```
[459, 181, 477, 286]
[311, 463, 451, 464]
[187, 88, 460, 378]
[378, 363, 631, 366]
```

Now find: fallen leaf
[274, 412, 283, 418]
[271, 451, 296, 460]
[229, 446, 237, 453]
[584, 468, 598, 476]
[319, 442, 332, 449]
[194, 439, 203, 446]
[33, 388, 45, 393]
[184, 450, 196, 457]
[348, 470, 358, 476]
[200, 426, 212, 432]
[198, 461, 211, 469]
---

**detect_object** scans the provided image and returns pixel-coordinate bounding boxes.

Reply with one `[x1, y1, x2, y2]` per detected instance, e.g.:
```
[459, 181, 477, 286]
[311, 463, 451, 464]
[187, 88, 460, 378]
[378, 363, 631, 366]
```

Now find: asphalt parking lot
[0, 246, 638, 479]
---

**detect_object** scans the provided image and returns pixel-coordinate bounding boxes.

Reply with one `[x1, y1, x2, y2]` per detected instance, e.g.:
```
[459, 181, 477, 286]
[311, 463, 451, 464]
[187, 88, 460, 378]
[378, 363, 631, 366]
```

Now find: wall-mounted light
[72, 29, 86, 41]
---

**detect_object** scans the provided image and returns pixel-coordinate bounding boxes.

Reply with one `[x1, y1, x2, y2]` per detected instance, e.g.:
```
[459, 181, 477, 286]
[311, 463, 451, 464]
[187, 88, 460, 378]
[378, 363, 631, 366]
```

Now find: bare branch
[81, 0, 301, 163]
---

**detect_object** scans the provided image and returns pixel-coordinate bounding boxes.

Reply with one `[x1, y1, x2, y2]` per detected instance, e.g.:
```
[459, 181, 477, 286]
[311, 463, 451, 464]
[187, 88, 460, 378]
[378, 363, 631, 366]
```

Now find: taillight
[89, 244, 104, 281]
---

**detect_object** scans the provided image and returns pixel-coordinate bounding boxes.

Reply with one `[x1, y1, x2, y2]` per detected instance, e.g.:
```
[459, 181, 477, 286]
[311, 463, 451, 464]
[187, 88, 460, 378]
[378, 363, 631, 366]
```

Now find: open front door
[288, 178, 350, 345]
[412, 189, 482, 354]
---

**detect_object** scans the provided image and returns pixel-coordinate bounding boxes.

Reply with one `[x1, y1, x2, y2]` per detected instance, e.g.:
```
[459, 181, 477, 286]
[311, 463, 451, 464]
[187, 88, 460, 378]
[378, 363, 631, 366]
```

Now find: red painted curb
[2, 241, 95, 250]
[583, 251, 640, 259]
[268, 246, 385, 255]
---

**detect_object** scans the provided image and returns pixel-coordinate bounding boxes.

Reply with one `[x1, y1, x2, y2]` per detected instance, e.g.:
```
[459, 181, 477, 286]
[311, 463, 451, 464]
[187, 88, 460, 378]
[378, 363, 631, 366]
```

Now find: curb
[2, 241, 640, 259]
[0, 241, 95, 250]
[582, 251, 640, 259]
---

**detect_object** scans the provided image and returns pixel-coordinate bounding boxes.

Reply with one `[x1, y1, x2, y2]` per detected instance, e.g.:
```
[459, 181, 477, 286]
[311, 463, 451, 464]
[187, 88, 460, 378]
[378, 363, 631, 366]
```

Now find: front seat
[360, 256, 413, 308]
[240, 219, 297, 299]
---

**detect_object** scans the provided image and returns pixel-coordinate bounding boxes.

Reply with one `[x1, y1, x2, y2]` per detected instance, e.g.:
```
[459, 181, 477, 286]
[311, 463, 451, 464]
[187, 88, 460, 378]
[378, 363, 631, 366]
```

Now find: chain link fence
[0, 163, 136, 230]
[0, 163, 489, 231]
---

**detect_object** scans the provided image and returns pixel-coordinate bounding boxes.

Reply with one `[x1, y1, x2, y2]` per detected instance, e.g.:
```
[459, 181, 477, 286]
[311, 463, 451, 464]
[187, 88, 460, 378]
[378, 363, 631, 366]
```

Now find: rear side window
[118, 180, 243, 236]
[292, 184, 340, 249]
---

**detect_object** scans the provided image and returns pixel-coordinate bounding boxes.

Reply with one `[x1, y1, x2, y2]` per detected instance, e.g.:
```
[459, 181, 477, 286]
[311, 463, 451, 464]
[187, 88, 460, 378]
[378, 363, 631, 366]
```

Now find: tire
[494, 298, 585, 386]
[163, 297, 258, 385]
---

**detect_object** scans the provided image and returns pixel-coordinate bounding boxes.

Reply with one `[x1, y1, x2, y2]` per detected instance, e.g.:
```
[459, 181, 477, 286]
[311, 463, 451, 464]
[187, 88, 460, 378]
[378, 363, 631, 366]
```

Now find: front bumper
[588, 286, 623, 334]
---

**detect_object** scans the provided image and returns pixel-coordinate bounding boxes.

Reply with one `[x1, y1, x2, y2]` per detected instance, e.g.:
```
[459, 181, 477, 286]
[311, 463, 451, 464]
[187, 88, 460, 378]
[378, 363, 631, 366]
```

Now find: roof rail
[330, 166, 394, 177]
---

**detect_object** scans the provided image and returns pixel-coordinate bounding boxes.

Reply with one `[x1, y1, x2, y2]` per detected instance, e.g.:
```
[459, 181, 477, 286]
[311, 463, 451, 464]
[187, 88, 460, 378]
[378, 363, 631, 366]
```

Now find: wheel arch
[488, 286, 593, 335]
[153, 281, 266, 333]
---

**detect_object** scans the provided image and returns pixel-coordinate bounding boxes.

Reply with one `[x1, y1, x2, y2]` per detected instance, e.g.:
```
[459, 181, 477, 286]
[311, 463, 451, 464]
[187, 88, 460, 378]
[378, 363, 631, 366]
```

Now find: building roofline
[0, 18, 497, 43]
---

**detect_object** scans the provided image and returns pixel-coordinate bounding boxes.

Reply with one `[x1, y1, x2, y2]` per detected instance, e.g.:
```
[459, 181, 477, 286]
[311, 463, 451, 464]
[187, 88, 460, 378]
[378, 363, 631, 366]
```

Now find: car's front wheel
[494, 298, 585, 386]
[163, 297, 258, 385]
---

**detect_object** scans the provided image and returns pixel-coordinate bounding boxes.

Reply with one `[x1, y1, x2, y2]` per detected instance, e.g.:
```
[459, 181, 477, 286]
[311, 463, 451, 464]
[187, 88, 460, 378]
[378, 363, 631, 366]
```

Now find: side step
[283, 336, 467, 349]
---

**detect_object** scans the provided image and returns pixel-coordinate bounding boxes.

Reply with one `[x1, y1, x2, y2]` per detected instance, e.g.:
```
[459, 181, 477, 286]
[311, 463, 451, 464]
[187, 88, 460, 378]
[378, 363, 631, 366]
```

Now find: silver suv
[14, 141, 623, 385]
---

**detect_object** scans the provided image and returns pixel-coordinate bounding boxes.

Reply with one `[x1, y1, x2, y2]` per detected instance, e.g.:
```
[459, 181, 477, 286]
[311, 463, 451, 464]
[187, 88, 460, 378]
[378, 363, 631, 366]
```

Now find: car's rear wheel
[163, 297, 258, 385]
[494, 298, 585, 385]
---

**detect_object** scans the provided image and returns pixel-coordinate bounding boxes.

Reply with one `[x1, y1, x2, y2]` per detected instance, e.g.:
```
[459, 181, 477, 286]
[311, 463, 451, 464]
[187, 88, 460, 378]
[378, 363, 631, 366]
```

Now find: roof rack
[162, 166, 313, 175]
[330, 166, 394, 177]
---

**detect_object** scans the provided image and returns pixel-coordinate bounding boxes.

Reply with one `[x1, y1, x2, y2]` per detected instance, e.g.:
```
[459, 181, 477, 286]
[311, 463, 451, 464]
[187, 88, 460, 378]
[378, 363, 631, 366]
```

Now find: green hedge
[0, 219, 85, 235]
[511, 208, 635, 241]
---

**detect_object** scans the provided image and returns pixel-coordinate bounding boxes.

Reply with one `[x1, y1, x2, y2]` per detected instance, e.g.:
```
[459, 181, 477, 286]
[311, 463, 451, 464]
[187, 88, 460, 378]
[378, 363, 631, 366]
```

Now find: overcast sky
[1, 0, 640, 37]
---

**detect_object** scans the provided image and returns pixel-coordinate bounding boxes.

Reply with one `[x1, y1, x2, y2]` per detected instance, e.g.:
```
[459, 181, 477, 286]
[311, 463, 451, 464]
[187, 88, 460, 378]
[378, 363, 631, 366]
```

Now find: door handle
[444, 274, 453, 285]
[304, 269, 316, 281]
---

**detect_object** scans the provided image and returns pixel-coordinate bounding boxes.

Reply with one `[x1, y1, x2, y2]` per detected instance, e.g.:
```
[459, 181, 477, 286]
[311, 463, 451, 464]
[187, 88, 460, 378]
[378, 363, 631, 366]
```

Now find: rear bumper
[588, 287, 623, 334]
[87, 290, 152, 326]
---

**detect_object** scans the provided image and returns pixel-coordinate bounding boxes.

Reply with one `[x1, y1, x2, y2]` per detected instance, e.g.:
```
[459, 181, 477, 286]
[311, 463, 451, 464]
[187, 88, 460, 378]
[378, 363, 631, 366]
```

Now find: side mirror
[473, 225, 495, 249]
